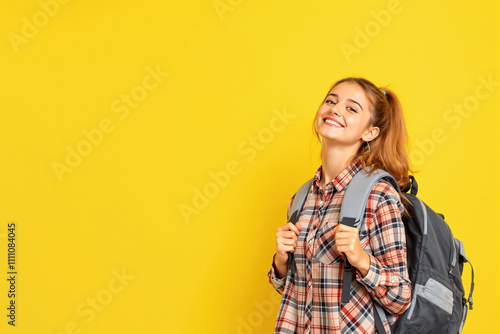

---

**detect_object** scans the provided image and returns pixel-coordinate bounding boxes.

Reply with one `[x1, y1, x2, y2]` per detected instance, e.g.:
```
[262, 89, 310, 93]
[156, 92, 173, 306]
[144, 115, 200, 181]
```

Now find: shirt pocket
[314, 219, 342, 265]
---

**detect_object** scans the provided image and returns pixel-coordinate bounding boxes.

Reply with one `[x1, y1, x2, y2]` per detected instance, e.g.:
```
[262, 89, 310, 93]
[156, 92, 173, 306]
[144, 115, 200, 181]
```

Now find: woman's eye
[326, 100, 336, 105]
[347, 107, 357, 113]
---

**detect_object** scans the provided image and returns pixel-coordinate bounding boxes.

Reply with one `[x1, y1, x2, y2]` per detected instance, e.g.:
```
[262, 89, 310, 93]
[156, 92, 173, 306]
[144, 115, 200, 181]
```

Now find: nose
[329, 103, 341, 116]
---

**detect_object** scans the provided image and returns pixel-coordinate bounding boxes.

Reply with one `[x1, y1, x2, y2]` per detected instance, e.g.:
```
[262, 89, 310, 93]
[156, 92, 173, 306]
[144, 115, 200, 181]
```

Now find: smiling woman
[268, 77, 413, 334]
[314, 78, 412, 191]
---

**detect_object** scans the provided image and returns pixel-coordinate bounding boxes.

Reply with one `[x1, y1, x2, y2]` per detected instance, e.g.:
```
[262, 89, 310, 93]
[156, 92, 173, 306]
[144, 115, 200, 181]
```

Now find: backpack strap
[402, 175, 418, 195]
[287, 178, 313, 277]
[340, 169, 399, 305]
[340, 169, 399, 228]
[339, 169, 399, 334]
[455, 238, 475, 310]
[289, 178, 313, 225]
[373, 303, 389, 334]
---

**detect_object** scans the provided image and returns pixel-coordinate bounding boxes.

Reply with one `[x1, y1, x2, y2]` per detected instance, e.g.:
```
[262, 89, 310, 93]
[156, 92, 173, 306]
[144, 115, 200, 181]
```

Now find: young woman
[268, 77, 412, 333]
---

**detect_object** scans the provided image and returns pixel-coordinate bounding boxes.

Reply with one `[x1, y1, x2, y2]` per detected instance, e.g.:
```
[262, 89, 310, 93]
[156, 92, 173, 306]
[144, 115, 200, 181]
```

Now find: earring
[365, 141, 371, 155]
[320, 136, 323, 146]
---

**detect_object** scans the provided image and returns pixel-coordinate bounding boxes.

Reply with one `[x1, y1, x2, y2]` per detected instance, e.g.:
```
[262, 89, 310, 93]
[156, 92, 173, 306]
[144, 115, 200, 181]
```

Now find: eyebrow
[328, 94, 363, 111]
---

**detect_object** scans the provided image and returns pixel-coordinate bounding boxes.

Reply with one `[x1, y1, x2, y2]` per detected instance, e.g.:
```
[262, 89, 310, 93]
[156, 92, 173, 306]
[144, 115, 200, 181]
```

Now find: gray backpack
[288, 169, 474, 334]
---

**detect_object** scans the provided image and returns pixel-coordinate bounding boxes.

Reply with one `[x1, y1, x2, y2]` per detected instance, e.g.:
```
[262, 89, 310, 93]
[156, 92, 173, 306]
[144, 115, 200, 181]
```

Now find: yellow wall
[0, 0, 497, 333]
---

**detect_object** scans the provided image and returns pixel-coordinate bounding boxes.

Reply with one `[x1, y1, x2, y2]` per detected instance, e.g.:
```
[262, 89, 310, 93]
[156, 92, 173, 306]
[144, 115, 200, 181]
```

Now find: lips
[323, 117, 344, 128]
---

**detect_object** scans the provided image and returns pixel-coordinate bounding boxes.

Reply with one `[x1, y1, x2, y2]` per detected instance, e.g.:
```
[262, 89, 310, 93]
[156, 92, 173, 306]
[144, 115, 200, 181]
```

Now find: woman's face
[315, 82, 378, 148]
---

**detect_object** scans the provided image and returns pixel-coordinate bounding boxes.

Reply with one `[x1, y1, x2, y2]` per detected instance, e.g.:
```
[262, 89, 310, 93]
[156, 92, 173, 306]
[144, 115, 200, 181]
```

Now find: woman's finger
[278, 236, 296, 246]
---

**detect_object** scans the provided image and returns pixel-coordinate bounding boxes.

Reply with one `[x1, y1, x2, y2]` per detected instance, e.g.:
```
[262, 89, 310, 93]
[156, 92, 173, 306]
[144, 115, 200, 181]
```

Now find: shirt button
[308, 281, 312, 287]
[319, 200, 323, 206]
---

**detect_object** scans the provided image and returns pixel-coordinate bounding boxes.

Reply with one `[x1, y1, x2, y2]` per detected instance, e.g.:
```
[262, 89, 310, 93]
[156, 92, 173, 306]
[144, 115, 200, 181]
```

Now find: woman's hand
[332, 223, 371, 277]
[273, 222, 303, 278]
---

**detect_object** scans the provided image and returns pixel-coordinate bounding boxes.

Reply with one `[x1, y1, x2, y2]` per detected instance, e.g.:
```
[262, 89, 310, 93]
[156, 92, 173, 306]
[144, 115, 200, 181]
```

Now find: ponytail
[363, 87, 412, 190]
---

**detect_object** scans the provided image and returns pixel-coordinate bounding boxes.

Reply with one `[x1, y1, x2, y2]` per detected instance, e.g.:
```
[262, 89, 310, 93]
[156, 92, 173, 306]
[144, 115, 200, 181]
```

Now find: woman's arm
[268, 255, 287, 295]
[356, 182, 412, 315]
[268, 195, 300, 294]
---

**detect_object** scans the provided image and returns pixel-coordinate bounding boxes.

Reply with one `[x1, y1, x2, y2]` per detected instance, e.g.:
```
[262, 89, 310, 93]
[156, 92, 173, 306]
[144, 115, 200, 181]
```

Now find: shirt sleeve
[356, 182, 412, 315]
[268, 254, 287, 295]
[267, 194, 295, 295]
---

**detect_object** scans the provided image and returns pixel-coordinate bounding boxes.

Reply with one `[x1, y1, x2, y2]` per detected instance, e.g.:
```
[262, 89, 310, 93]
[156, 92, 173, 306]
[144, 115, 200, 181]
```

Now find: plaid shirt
[268, 161, 411, 333]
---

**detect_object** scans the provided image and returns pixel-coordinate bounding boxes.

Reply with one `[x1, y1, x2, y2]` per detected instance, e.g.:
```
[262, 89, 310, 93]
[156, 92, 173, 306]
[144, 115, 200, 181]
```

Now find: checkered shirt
[268, 161, 411, 333]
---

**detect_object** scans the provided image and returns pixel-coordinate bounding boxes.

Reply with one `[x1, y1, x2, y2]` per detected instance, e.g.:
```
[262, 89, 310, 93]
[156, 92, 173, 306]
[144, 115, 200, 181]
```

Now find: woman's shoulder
[368, 179, 403, 211]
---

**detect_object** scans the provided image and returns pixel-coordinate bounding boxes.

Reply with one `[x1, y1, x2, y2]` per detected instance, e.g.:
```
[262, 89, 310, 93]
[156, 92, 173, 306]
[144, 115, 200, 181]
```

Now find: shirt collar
[313, 159, 362, 192]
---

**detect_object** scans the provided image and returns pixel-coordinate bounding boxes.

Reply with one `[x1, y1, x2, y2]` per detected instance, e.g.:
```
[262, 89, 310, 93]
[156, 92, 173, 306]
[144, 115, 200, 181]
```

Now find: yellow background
[0, 0, 498, 333]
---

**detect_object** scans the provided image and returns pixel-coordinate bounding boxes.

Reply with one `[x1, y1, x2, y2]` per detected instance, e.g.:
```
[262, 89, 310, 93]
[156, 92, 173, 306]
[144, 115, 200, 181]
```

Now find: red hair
[313, 77, 413, 190]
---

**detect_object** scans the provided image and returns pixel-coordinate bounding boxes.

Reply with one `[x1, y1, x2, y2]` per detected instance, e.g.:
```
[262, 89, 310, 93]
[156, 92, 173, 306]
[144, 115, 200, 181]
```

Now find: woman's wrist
[273, 254, 288, 278]
[356, 251, 371, 277]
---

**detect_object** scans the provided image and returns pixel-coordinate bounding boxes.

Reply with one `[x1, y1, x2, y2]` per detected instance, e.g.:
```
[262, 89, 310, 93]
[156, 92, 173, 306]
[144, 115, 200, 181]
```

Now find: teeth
[325, 119, 342, 127]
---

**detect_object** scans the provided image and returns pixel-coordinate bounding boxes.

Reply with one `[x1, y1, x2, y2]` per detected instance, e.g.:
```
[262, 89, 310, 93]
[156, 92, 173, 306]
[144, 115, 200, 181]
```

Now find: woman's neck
[320, 142, 358, 191]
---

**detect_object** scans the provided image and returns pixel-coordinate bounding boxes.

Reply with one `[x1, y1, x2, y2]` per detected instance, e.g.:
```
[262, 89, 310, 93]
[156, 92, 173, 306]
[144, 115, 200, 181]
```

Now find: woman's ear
[362, 127, 379, 142]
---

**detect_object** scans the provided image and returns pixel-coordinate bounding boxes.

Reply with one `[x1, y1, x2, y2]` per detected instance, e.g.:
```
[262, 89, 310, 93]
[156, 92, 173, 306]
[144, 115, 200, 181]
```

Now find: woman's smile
[323, 117, 344, 128]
